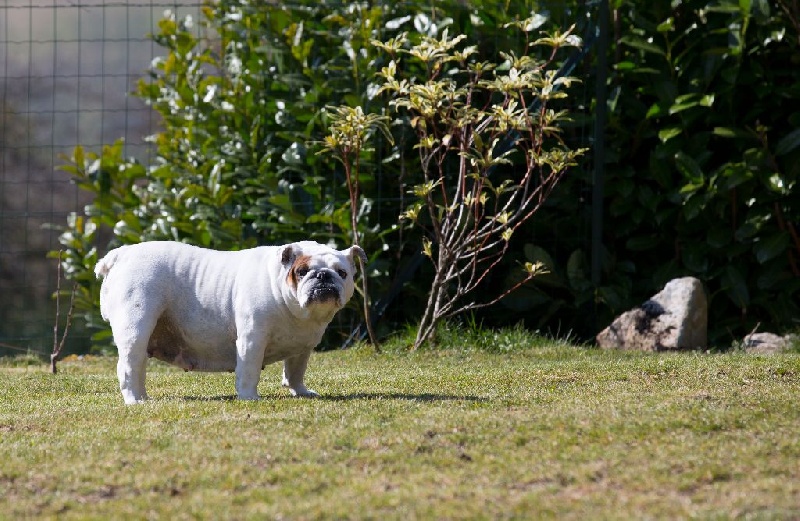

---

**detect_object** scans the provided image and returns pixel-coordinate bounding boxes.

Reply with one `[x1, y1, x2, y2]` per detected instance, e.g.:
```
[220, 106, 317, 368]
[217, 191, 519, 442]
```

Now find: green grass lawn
[1, 342, 799, 519]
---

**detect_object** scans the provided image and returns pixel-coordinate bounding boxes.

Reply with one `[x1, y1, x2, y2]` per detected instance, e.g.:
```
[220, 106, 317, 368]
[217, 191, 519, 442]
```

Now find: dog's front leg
[234, 329, 267, 400]
[282, 350, 318, 397]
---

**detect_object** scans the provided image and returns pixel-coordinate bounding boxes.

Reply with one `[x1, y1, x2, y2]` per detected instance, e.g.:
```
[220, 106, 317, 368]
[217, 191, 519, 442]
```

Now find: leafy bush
[52, 0, 799, 351]
[53, 0, 557, 349]
[56, 1, 407, 348]
[606, 0, 799, 341]
[519, 0, 800, 343]
[371, 21, 586, 348]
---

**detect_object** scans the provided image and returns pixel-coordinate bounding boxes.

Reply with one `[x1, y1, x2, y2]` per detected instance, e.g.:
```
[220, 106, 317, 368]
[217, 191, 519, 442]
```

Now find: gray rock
[743, 332, 795, 354]
[596, 277, 708, 351]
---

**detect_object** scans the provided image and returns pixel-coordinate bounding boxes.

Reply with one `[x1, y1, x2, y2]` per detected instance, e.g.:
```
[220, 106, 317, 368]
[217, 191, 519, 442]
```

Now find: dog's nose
[313, 270, 334, 282]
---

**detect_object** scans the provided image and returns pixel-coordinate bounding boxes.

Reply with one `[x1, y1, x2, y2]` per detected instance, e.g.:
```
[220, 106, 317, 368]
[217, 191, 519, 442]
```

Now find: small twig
[743, 322, 762, 348]
[51, 251, 78, 374]
[52, 251, 63, 369]
[359, 258, 380, 353]
[318, 106, 390, 352]
[346, 148, 379, 351]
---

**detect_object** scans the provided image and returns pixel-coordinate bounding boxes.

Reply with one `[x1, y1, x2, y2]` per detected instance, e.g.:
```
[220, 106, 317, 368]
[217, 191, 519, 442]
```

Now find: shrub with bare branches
[373, 17, 587, 349]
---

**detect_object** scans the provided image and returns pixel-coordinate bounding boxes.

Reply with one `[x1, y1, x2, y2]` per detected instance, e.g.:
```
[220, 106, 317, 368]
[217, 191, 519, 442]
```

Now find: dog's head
[280, 241, 366, 320]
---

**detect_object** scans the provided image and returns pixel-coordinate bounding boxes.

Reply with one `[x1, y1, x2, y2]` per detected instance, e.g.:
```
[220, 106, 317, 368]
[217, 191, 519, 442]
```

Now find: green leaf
[523, 244, 555, 270]
[775, 128, 800, 156]
[674, 151, 704, 183]
[669, 94, 700, 114]
[707, 1, 742, 14]
[656, 18, 674, 33]
[646, 102, 669, 119]
[665, 93, 713, 115]
[681, 191, 706, 219]
[658, 127, 681, 142]
[766, 173, 789, 194]
[281, 142, 306, 165]
[628, 67, 662, 75]
[566, 249, 588, 291]
[754, 233, 789, 264]
[522, 244, 562, 286]
[614, 61, 637, 71]
[619, 36, 666, 56]
[682, 244, 709, 273]
[718, 163, 752, 190]
[722, 265, 750, 308]
[73, 145, 85, 168]
[735, 221, 760, 241]
[713, 127, 751, 139]
[739, 0, 752, 14]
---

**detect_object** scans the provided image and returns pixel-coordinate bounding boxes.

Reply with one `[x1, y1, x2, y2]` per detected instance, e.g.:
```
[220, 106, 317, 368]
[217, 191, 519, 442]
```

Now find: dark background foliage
[492, 0, 800, 344]
[592, 0, 800, 343]
[54, 0, 799, 351]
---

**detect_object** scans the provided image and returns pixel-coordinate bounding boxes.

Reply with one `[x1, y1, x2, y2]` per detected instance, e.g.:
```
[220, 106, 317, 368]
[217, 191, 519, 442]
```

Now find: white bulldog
[94, 240, 365, 404]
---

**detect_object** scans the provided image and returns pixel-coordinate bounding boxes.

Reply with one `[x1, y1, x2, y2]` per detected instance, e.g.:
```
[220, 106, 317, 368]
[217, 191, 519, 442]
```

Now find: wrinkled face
[282, 243, 361, 314]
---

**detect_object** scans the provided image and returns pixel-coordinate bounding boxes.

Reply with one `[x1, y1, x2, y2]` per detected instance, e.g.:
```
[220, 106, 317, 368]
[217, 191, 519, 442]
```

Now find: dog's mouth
[306, 283, 341, 305]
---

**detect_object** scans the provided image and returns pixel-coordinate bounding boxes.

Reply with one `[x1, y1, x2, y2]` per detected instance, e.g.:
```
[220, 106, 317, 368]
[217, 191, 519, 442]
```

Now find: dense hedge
[612, 0, 800, 342]
[55, 0, 799, 349]
[487, 0, 800, 344]
[528, 0, 800, 343]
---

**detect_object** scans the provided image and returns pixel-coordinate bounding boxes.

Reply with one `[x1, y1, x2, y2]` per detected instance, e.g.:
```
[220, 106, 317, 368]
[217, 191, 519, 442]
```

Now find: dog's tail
[94, 247, 124, 279]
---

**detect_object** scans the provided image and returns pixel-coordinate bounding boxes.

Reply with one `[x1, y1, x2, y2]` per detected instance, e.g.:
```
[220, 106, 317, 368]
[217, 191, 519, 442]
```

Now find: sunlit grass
[1, 332, 799, 519]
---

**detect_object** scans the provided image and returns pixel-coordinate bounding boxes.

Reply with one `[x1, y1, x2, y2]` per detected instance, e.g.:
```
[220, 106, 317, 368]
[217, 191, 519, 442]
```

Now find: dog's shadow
[181, 392, 486, 403]
[181, 395, 238, 402]
[321, 392, 486, 403]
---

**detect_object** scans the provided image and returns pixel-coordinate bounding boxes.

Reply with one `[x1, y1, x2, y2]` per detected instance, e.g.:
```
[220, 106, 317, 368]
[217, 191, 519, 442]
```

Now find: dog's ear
[346, 245, 367, 270]
[281, 244, 296, 267]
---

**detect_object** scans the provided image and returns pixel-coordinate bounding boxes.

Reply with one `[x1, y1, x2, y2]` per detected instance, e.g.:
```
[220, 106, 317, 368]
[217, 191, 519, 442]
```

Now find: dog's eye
[337, 269, 348, 279]
[296, 266, 309, 278]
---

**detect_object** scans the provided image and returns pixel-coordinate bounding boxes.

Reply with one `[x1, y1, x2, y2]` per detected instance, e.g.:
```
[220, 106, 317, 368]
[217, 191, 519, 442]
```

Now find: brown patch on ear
[286, 254, 313, 290]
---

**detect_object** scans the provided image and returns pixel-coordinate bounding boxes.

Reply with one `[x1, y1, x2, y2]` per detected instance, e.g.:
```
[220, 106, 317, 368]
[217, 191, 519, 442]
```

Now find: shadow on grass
[180, 393, 487, 403]
[181, 395, 238, 401]
[324, 392, 488, 402]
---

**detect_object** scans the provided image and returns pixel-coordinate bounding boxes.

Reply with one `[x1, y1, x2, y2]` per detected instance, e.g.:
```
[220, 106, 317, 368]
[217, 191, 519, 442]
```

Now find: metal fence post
[591, 0, 609, 288]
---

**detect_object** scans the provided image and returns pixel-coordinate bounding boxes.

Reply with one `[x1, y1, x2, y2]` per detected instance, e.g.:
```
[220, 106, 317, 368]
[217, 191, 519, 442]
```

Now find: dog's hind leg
[112, 314, 157, 405]
[117, 348, 149, 404]
[282, 350, 318, 397]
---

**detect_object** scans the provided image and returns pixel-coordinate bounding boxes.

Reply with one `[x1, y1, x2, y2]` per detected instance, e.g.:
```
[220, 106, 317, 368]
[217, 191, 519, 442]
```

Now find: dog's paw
[123, 396, 149, 405]
[289, 387, 319, 398]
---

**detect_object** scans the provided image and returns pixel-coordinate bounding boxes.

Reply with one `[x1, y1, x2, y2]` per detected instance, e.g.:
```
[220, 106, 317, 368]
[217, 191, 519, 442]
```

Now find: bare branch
[377, 24, 585, 349]
[51, 250, 78, 374]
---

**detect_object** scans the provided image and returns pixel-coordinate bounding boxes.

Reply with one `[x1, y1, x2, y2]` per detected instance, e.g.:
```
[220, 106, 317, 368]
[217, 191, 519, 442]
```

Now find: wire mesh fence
[1, 1, 599, 357]
[1, 1, 204, 356]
